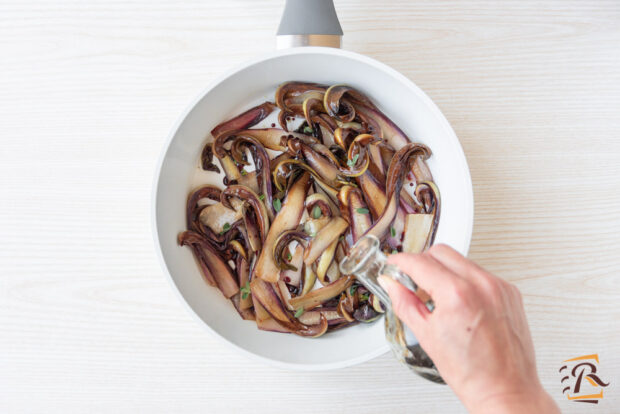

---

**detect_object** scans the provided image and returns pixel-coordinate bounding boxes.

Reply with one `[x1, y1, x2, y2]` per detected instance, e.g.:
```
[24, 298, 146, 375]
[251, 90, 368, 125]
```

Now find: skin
[378, 244, 560, 414]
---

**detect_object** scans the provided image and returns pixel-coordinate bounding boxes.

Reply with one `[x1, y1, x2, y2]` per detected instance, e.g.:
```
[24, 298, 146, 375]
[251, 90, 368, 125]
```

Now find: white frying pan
[152, 0, 473, 370]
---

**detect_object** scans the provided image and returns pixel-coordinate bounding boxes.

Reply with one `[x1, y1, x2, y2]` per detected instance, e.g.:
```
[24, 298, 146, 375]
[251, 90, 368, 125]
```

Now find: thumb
[378, 275, 429, 338]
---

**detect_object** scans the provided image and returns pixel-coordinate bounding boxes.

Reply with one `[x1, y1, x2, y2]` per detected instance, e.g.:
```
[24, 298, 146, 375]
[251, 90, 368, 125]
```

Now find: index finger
[387, 252, 464, 302]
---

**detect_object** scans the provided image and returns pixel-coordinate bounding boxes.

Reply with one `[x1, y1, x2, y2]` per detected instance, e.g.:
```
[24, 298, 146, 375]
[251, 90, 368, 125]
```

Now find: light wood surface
[1, 1, 619, 412]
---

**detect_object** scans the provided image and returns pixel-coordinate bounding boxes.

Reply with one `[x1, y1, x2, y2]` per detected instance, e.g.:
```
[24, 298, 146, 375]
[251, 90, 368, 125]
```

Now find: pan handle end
[276, 0, 343, 49]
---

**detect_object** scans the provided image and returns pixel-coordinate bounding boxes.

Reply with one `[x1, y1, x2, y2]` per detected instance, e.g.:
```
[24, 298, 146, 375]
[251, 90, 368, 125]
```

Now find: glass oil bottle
[340, 235, 444, 384]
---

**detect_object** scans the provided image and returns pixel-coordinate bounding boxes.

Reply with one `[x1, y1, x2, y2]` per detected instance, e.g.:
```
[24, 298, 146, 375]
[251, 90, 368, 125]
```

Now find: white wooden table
[1, 1, 619, 412]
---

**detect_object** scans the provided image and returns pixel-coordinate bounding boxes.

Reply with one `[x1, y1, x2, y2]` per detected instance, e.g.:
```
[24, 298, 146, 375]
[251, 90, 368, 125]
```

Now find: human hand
[379, 245, 559, 414]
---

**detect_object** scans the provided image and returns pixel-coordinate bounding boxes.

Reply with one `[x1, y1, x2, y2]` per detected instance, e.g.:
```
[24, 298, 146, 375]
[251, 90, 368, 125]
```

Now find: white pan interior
[153, 47, 473, 370]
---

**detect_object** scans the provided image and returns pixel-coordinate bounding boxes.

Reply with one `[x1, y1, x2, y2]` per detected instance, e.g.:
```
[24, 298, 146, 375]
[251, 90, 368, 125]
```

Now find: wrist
[466, 388, 559, 414]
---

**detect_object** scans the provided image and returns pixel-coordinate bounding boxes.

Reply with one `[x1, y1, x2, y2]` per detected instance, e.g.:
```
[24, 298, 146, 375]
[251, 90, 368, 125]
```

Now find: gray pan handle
[276, 0, 343, 49]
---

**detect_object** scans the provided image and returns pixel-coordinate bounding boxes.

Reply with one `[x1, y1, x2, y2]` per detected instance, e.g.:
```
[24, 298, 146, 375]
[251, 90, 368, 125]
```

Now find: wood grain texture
[1, 0, 619, 412]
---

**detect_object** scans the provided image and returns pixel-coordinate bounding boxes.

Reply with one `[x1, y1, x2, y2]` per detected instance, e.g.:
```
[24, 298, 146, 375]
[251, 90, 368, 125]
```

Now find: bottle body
[340, 235, 444, 383]
[384, 309, 444, 383]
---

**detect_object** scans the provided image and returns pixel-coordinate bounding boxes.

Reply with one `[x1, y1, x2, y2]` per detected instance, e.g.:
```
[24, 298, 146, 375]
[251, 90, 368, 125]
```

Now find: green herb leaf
[240, 281, 251, 299]
[220, 222, 231, 234]
[286, 252, 292, 262]
[356, 207, 369, 215]
[312, 205, 322, 219]
[303, 125, 313, 134]
[258, 193, 265, 201]
[349, 285, 358, 295]
[240, 169, 247, 176]
[294, 307, 304, 318]
[347, 153, 360, 167]
[390, 226, 396, 238]
[273, 198, 282, 212]
[361, 292, 370, 301]
[391, 249, 398, 255]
